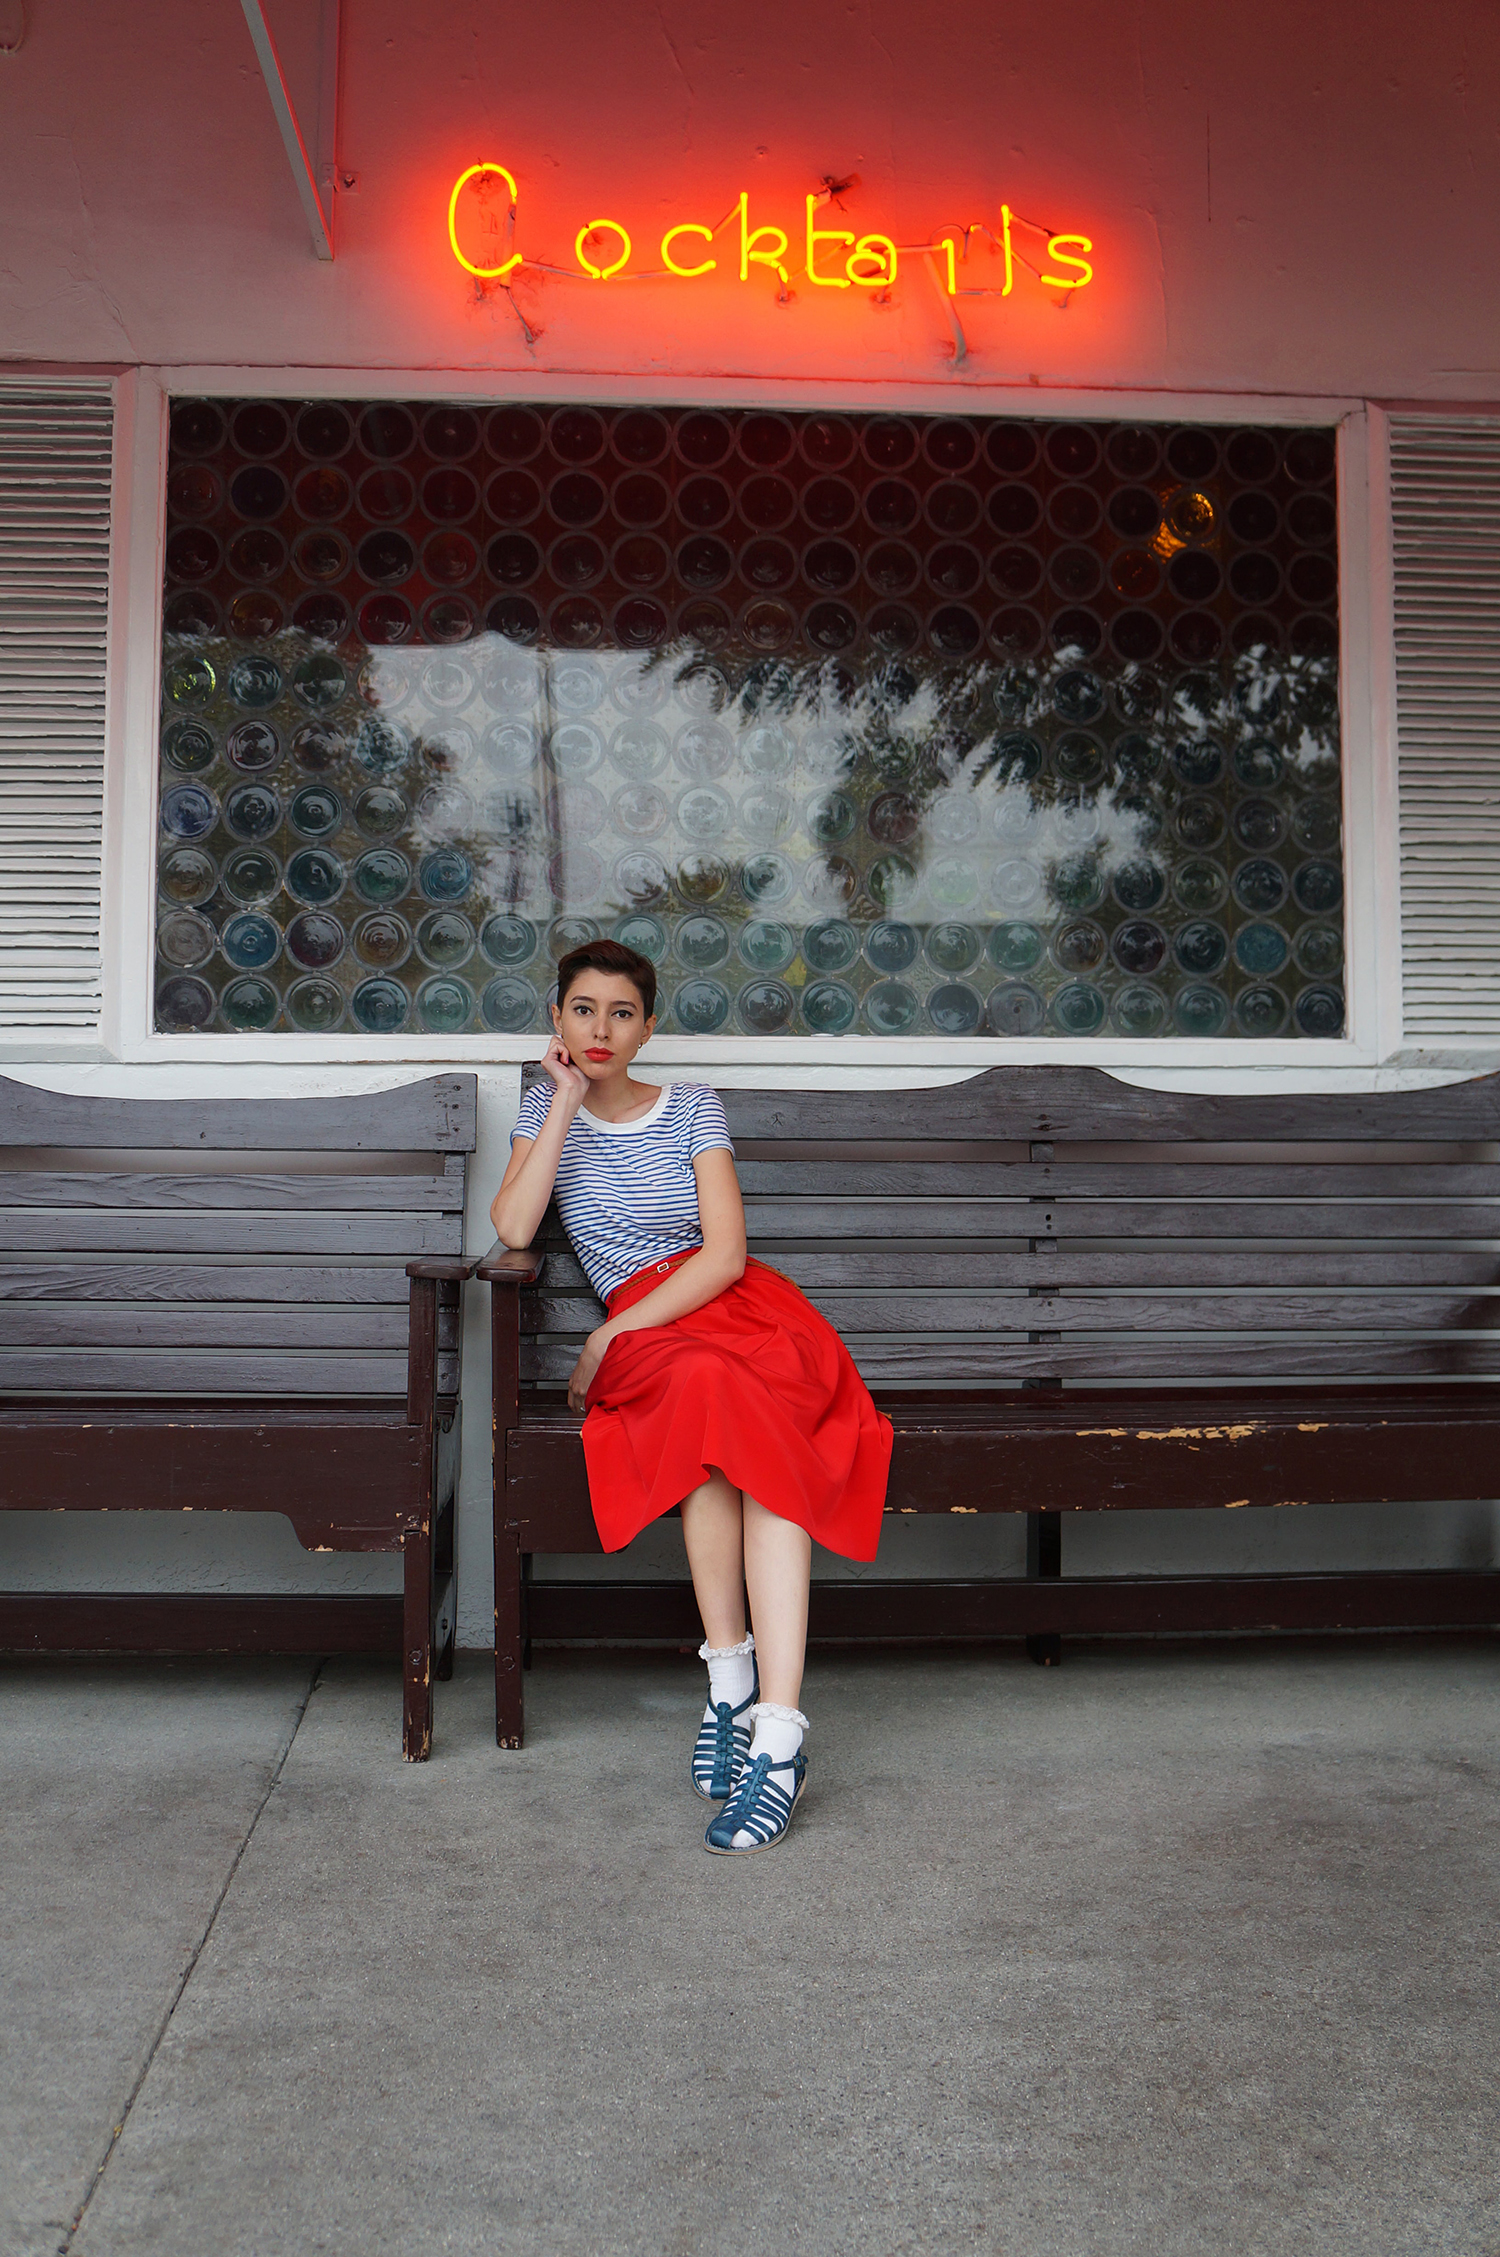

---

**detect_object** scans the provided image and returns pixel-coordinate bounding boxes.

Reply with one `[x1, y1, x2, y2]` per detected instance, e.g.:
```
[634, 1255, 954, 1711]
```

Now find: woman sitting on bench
[491, 937, 892, 1854]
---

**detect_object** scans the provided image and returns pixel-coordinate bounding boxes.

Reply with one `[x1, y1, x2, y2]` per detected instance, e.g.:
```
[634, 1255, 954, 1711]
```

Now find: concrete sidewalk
[3, 1639, 1497, 2257]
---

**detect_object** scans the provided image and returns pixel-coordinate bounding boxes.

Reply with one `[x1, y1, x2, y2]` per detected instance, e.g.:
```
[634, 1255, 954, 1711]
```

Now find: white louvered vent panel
[0, 386, 114, 1031]
[1392, 414, 1500, 1037]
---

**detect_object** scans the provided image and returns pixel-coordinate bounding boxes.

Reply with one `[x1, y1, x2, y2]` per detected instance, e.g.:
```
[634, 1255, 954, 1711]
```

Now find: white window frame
[79, 363, 1397, 1068]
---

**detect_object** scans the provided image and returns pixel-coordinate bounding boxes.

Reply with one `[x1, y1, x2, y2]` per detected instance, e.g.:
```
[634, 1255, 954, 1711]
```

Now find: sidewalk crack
[56, 1659, 325, 2255]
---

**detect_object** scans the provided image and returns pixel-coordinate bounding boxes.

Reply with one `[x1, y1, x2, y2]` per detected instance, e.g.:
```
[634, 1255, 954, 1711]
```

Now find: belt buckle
[656, 1260, 671, 1272]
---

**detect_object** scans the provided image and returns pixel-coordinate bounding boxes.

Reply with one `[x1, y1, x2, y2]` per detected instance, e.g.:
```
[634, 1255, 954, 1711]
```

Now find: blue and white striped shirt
[510, 1079, 737, 1301]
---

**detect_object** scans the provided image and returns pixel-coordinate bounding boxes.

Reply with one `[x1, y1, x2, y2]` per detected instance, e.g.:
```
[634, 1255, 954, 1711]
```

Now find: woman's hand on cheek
[542, 1035, 589, 1103]
[567, 1326, 612, 1414]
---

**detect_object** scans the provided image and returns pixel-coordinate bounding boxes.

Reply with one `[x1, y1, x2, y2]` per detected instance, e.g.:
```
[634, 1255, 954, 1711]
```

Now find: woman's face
[552, 972, 656, 1078]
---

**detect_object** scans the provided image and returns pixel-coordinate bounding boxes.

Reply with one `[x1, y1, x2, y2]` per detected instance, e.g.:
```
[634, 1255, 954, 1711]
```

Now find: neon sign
[447, 166, 1094, 301]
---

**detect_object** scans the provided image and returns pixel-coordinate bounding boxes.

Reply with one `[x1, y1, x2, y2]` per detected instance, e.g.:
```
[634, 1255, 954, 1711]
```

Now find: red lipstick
[584, 1048, 612, 1061]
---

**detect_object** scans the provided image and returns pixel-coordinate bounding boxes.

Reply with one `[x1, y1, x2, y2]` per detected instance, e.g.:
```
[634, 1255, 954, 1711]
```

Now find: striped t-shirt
[510, 1079, 736, 1301]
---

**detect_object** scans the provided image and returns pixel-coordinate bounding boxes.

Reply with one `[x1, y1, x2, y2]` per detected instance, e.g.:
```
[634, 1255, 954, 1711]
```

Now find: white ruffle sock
[733, 1702, 808, 1847]
[698, 1633, 755, 1712]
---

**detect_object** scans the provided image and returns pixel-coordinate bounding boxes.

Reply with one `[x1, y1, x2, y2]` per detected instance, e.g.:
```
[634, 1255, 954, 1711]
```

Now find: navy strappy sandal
[704, 1746, 806, 1853]
[691, 1668, 758, 1801]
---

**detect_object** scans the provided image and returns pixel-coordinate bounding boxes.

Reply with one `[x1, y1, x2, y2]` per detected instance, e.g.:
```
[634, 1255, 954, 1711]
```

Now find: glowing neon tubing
[448, 163, 521, 280]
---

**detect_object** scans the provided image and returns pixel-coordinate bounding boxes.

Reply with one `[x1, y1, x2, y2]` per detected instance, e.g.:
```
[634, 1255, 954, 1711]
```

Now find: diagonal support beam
[239, 0, 336, 261]
[315, 0, 341, 214]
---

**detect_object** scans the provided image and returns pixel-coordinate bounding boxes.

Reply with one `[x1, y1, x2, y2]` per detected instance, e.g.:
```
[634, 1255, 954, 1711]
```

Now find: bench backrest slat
[521, 1334, 1500, 1386]
[533, 1245, 1500, 1292]
[523, 1287, 1500, 1336]
[0, 1349, 460, 1396]
[0, 1164, 466, 1211]
[720, 1066, 1500, 1143]
[732, 1198, 1500, 1241]
[734, 1160, 1500, 1200]
[0, 1213, 463, 1255]
[0, 1075, 475, 1150]
[0, 1305, 437, 1349]
[0, 1263, 413, 1302]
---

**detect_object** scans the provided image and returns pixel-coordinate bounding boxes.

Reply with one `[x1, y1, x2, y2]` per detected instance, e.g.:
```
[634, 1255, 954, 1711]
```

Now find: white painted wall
[3, 0, 1499, 1636]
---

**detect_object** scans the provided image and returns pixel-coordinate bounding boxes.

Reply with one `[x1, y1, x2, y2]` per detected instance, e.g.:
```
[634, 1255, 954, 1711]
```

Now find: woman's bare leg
[680, 1469, 747, 1648]
[741, 1490, 811, 1710]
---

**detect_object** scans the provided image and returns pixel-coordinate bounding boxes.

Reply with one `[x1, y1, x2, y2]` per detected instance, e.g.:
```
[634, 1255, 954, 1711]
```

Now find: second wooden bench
[0, 1071, 477, 1759]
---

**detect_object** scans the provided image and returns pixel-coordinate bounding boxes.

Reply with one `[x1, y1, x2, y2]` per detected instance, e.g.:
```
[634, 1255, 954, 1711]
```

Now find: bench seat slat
[0, 1214, 464, 1255]
[0, 1264, 414, 1303]
[0, 1171, 466, 1211]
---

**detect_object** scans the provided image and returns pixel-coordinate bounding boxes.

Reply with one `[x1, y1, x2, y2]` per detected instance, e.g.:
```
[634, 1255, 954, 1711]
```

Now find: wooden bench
[482, 1062, 1500, 1745]
[0, 1072, 476, 1760]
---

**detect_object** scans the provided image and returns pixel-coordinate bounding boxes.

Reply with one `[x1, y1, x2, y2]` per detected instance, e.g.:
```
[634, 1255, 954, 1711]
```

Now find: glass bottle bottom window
[155, 400, 1344, 1038]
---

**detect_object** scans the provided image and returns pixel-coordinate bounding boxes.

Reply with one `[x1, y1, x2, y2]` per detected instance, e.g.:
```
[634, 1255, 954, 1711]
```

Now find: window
[155, 400, 1344, 1039]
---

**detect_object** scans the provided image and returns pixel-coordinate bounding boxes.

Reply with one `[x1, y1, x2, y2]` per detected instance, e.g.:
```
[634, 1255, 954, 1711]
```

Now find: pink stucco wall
[3, 0, 1497, 399]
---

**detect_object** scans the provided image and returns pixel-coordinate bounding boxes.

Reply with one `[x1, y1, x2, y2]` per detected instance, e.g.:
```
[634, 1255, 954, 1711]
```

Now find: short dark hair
[555, 937, 657, 1019]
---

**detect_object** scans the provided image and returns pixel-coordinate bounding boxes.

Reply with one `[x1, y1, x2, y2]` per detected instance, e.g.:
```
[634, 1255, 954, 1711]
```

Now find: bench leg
[402, 1511, 435, 1761]
[433, 1540, 456, 1685]
[434, 1413, 458, 1683]
[1026, 1510, 1062, 1667]
[434, 1475, 457, 1685]
[495, 1523, 525, 1749]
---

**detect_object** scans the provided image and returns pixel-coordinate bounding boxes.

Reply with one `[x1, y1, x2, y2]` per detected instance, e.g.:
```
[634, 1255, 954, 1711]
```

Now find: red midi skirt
[582, 1254, 892, 1561]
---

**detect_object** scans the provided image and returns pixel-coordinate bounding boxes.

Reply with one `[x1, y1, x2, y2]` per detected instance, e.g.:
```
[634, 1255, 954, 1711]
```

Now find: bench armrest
[405, 1257, 478, 1282]
[477, 1241, 546, 1286]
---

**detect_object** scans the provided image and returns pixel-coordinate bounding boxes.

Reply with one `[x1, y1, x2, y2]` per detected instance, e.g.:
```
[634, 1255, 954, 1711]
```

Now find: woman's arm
[565, 1146, 746, 1412]
[490, 1040, 587, 1250]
